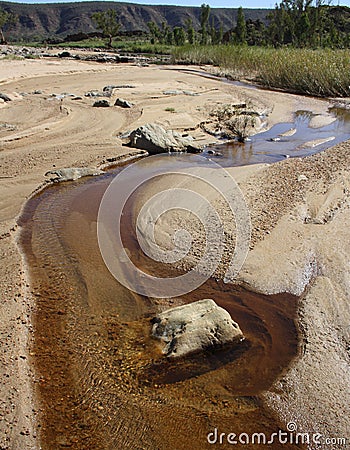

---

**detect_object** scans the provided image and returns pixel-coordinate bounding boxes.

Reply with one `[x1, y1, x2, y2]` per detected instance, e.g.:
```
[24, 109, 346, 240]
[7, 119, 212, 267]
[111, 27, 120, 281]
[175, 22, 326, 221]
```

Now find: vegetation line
[171, 45, 350, 98]
[1, 0, 350, 98]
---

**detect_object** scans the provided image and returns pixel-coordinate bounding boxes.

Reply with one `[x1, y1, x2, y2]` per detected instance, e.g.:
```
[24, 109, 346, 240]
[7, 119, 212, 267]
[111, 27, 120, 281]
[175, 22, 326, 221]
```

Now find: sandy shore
[0, 53, 349, 449]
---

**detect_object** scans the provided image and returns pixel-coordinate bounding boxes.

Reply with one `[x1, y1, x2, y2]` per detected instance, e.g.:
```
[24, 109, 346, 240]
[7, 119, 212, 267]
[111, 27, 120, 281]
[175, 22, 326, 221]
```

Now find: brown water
[18, 168, 305, 450]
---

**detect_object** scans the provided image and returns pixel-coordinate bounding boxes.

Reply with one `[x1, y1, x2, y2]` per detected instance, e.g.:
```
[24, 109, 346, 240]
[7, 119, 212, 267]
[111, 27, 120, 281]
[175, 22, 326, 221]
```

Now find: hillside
[0, 1, 269, 42]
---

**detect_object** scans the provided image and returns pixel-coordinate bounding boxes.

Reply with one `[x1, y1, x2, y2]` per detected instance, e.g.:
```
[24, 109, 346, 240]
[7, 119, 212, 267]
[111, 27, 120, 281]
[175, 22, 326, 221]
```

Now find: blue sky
[11, 0, 350, 7]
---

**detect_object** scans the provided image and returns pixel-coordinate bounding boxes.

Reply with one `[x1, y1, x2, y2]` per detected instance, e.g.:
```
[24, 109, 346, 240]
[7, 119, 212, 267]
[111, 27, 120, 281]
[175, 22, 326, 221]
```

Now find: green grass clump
[56, 38, 106, 49]
[172, 45, 350, 97]
[114, 40, 173, 55]
[165, 107, 176, 113]
[56, 38, 173, 55]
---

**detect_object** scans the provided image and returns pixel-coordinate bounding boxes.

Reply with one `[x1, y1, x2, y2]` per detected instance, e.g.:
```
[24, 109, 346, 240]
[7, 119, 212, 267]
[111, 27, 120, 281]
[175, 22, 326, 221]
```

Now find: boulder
[128, 123, 202, 154]
[58, 51, 71, 58]
[45, 167, 104, 182]
[0, 93, 11, 102]
[151, 299, 244, 358]
[93, 100, 110, 108]
[114, 98, 133, 108]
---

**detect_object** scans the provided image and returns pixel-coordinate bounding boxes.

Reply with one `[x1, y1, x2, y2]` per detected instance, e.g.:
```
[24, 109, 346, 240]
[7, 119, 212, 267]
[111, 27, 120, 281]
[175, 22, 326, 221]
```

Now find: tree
[235, 6, 247, 44]
[185, 18, 196, 45]
[159, 22, 170, 44]
[173, 26, 186, 46]
[166, 28, 174, 45]
[267, 0, 334, 47]
[246, 19, 266, 46]
[91, 9, 120, 48]
[217, 22, 224, 44]
[147, 21, 160, 44]
[0, 7, 17, 44]
[200, 3, 210, 45]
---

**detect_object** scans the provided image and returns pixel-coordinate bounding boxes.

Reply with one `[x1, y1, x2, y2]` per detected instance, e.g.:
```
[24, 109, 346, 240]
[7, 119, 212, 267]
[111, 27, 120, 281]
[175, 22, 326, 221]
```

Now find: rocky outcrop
[128, 123, 202, 154]
[45, 167, 104, 182]
[151, 299, 244, 358]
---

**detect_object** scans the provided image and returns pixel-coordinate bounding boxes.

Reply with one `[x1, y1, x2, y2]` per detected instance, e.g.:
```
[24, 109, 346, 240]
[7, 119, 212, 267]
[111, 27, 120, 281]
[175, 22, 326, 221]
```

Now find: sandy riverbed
[0, 53, 349, 449]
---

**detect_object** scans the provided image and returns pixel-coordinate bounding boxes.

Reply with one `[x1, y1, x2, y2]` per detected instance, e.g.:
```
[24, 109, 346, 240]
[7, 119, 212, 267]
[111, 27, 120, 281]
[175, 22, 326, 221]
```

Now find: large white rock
[151, 299, 244, 358]
[128, 123, 201, 154]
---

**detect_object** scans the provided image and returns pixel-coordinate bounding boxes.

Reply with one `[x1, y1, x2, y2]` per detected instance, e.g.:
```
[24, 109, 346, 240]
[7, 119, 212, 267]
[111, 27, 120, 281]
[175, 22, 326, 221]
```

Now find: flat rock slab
[151, 298, 244, 358]
[45, 167, 104, 182]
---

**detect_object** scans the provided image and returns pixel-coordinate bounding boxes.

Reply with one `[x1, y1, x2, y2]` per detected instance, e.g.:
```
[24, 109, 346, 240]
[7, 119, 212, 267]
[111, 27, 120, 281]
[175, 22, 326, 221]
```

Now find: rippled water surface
[18, 91, 350, 449]
[19, 167, 304, 449]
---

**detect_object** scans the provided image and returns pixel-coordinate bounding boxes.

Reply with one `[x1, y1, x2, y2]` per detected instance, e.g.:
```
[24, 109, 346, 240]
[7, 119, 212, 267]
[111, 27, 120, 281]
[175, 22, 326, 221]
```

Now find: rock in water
[128, 123, 202, 154]
[151, 299, 244, 358]
[45, 167, 104, 182]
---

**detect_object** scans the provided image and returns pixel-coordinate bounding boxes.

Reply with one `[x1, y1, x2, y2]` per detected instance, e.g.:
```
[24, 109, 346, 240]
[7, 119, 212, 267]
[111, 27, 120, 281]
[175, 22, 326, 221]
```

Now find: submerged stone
[151, 299, 244, 358]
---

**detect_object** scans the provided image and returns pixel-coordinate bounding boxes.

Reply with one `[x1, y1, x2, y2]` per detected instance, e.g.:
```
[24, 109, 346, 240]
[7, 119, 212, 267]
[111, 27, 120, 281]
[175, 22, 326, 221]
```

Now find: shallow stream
[19, 168, 303, 449]
[205, 108, 350, 166]
[18, 93, 350, 449]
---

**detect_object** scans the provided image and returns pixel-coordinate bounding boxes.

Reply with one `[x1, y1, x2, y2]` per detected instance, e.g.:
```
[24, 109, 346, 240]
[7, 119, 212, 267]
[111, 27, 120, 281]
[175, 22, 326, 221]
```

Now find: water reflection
[204, 108, 350, 166]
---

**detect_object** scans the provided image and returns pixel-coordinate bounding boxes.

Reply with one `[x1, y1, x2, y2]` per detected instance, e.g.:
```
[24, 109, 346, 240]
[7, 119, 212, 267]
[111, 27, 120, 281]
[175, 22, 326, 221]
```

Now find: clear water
[204, 108, 350, 166]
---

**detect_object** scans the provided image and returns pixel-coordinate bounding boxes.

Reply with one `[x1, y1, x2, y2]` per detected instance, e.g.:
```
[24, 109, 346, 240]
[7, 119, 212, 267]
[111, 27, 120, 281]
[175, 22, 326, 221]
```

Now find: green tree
[246, 19, 266, 46]
[200, 3, 210, 45]
[166, 28, 174, 45]
[217, 22, 224, 44]
[185, 18, 196, 44]
[267, 0, 334, 47]
[0, 7, 17, 44]
[91, 9, 121, 48]
[236, 6, 247, 44]
[147, 21, 161, 44]
[266, 5, 286, 46]
[296, 10, 311, 46]
[173, 26, 186, 46]
[160, 22, 170, 44]
[210, 17, 216, 44]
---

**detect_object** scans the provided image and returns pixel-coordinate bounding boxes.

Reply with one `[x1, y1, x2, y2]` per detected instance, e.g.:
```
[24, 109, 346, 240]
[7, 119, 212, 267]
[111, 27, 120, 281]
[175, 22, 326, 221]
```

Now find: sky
[10, 0, 350, 8]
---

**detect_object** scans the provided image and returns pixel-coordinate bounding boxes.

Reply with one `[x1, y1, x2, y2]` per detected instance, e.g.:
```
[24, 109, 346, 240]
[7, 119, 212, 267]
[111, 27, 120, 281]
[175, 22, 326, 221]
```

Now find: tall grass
[172, 45, 350, 97]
